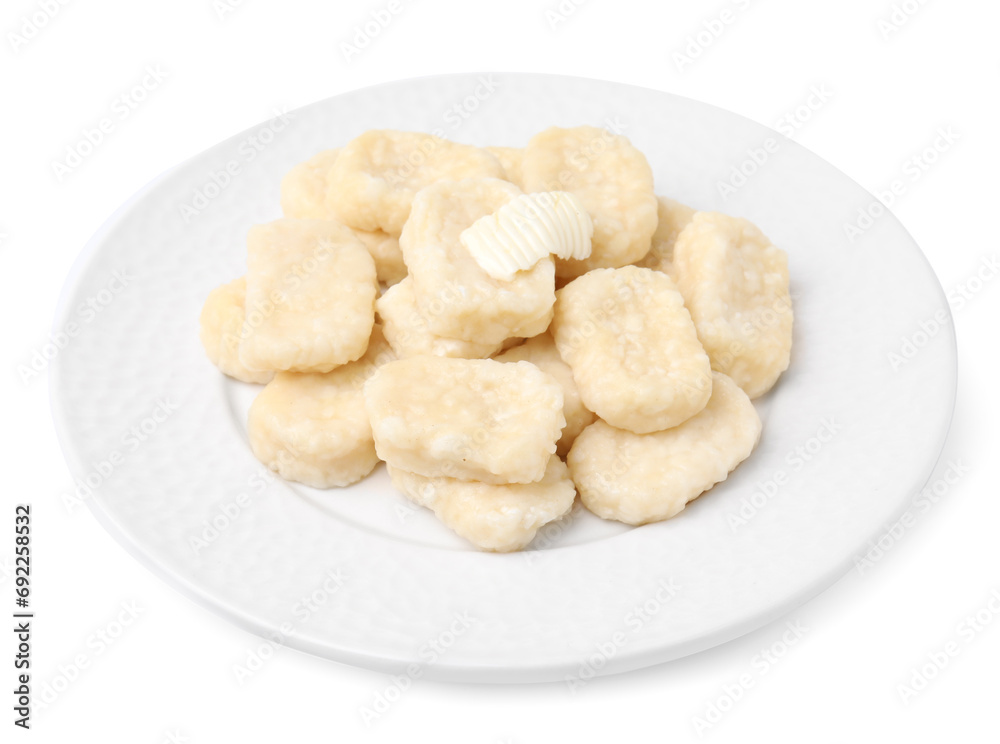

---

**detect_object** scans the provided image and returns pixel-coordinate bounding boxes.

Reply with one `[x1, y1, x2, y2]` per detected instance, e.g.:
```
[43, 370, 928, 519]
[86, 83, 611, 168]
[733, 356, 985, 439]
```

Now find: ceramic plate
[50, 73, 956, 683]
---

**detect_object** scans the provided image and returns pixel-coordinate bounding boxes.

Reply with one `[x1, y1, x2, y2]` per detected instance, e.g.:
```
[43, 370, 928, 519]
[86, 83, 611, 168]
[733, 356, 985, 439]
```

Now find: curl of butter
[460, 192, 594, 281]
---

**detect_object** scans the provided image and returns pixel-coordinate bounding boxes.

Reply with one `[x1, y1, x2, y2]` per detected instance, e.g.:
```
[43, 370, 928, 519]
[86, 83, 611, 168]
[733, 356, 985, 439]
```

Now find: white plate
[51, 73, 956, 683]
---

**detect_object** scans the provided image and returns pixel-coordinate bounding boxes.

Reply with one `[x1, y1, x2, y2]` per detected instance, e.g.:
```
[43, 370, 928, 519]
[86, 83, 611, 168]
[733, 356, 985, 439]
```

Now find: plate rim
[49, 71, 959, 683]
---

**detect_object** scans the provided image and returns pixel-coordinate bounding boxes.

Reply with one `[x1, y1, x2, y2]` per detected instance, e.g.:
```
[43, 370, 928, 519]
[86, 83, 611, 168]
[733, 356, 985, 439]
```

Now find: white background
[3, 0, 998, 741]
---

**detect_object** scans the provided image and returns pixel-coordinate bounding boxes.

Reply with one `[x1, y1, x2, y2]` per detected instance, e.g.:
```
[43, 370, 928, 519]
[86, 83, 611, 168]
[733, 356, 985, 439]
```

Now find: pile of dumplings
[199, 126, 793, 552]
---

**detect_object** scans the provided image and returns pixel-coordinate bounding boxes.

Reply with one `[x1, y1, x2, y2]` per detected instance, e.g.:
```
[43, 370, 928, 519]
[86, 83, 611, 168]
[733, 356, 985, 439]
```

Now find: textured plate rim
[49, 72, 958, 683]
